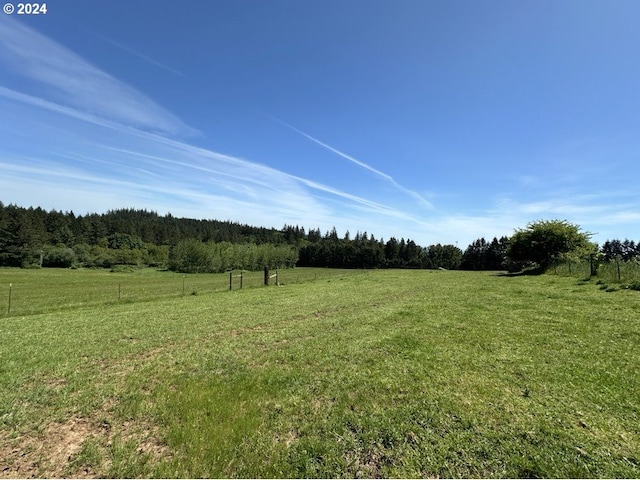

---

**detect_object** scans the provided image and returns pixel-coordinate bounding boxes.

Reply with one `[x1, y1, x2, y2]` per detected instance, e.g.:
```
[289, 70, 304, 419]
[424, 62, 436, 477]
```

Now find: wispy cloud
[267, 115, 435, 210]
[491, 192, 640, 243]
[494, 192, 640, 218]
[0, 86, 128, 131]
[0, 88, 425, 238]
[97, 141, 418, 222]
[0, 17, 196, 137]
[0, 17, 444, 243]
[6, 16, 634, 248]
[90, 31, 186, 78]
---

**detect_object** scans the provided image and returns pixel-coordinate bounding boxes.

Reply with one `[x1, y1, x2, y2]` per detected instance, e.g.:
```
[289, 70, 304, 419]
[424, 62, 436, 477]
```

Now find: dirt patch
[344, 445, 391, 479]
[1, 418, 95, 478]
[47, 419, 94, 471]
[274, 428, 298, 449]
[0, 401, 170, 478]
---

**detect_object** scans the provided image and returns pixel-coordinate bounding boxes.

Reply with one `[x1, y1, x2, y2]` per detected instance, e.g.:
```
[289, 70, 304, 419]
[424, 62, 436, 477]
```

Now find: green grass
[553, 258, 640, 286]
[1, 268, 639, 478]
[0, 267, 363, 317]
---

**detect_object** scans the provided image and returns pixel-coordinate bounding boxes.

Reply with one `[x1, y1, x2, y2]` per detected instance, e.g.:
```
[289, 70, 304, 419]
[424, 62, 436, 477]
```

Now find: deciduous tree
[507, 220, 594, 270]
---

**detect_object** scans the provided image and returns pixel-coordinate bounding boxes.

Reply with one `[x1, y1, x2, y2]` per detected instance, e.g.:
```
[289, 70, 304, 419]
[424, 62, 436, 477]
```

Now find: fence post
[276, 269, 279, 286]
[182, 275, 186, 296]
[240, 271, 243, 289]
[229, 271, 233, 290]
[616, 256, 621, 282]
[264, 266, 269, 286]
[118, 283, 121, 301]
[7, 283, 12, 315]
[589, 254, 596, 278]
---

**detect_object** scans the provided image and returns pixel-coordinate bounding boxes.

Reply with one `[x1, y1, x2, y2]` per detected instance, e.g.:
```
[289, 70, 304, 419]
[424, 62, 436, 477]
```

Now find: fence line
[553, 258, 640, 284]
[0, 268, 358, 317]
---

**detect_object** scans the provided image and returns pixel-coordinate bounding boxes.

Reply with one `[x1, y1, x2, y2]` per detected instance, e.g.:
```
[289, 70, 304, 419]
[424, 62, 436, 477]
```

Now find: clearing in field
[0, 268, 638, 478]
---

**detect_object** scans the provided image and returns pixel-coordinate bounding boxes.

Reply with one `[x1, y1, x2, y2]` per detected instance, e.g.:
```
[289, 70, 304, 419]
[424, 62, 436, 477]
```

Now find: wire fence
[552, 257, 640, 287]
[0, 268, 368, 317]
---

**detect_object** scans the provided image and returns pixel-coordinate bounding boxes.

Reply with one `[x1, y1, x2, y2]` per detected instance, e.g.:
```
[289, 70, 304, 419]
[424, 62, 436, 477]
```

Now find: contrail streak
[91, 31, 186, 78]
[268, 115, 434, 210]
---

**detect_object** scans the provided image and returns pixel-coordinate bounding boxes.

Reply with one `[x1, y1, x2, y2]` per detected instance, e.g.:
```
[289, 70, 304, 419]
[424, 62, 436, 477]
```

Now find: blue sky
[1, 0, 639, 247]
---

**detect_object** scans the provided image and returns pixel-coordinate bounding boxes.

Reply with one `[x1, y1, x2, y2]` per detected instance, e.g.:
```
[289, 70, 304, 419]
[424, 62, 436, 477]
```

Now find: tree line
[465, 220, 640, 273]
[0, 202, 462, 271]
[297, 229, 462, 269]
[1, 202, 638, 273]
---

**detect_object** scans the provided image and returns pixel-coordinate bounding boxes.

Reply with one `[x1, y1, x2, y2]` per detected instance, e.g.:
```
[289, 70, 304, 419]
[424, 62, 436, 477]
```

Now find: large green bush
[507, 220, 595, 270]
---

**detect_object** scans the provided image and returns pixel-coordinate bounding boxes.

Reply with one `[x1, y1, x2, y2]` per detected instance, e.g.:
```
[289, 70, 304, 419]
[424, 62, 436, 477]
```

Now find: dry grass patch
[1, 401, 169, 478]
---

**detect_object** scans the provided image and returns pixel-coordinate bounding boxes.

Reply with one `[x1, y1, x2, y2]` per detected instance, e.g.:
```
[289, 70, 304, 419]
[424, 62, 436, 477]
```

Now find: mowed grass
[0, 267, 362, 316]
[0, 268, 639, 478]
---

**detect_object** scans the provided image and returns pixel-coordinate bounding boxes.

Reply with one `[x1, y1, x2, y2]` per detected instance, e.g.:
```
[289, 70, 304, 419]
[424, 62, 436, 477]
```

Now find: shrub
[626, 281, 640, 291]
[110, 265, 135, 273]
[507, 220, 594, 270]
[42, 244, 76, 268]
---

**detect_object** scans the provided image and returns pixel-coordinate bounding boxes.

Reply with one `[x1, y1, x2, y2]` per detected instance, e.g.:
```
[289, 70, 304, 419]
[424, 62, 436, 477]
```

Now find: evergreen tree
[601, 239, 639, 262]
[0, 205, 47, 266]
[384, 237, 401, 267]
[307, 228, 322, 243]
[460, 237, 488, 270]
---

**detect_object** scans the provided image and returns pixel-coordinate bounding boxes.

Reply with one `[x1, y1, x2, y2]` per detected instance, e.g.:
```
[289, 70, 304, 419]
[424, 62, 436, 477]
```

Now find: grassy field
[0, 267, 364, 317]
[0, 268, 638, 478]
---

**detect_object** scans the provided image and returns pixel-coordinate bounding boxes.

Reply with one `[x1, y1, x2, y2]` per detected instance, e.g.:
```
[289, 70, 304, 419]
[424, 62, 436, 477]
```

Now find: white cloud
[0, 17, 196, 137]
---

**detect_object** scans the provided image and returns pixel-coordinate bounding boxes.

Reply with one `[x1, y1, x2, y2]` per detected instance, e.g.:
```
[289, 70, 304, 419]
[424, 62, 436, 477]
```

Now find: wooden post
[264, 266, 269, 286]
[182, 275, 186, 295]
[229, 271, 233, 290]
[240, 271, 243, 289]
[589, 254, 596, 278]
[118, 283, 121, 301]
[616, 257, 621, 282]
[276, 269, 279, 286]
[7, 283, 12, 315]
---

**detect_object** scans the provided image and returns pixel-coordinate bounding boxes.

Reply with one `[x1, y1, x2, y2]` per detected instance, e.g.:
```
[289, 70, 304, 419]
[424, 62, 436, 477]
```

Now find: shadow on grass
[495, 266, 546, 277]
